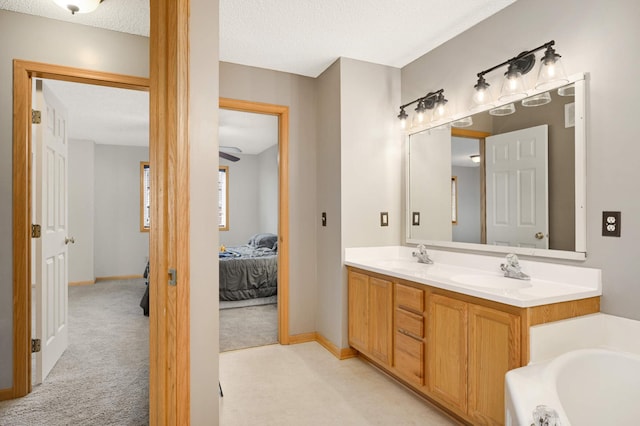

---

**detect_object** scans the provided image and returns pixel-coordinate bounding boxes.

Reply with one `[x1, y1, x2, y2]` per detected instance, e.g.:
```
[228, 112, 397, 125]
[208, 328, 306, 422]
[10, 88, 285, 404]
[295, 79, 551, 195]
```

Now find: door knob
[65, 237, 75, 245]
[535, 232, 544, 240]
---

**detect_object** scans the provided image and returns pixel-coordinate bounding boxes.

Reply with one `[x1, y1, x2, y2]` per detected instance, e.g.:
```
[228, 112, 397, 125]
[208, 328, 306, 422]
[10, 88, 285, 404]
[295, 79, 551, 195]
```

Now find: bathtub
[506, 348, 640, 425]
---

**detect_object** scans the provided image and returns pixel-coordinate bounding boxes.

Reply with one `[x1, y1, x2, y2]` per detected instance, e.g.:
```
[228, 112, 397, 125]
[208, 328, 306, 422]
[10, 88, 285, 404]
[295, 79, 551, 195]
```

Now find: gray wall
[315, 60, 343, 347]
[258, 145, 279, 235]
[219, 61, 319, 335]
[219, 147, 277, 247]
[94, 145, 149, 277]
[68, 139, 96, 283]
[220, 154, 260, 247]
[401, 0, 640, 320]
[452, 166, 481, 244]
[0, 10, 149, 390]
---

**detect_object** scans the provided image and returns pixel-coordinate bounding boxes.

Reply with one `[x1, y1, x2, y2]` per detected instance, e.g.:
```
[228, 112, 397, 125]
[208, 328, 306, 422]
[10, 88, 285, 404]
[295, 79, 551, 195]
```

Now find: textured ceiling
[0, 0, 516, 77]
[2, 0, 517, 148]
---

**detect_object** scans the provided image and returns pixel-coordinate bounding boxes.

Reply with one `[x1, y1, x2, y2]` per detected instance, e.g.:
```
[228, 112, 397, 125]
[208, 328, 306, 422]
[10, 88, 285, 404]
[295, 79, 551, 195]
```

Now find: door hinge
[31, 339, 41, 353]
[31, 224, 41, 238]
[32, 109, 41, 124]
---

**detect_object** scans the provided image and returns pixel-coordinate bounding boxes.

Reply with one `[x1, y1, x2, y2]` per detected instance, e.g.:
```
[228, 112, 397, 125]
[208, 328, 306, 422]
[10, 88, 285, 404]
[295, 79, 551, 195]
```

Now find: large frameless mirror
[406, 75, 586, 260]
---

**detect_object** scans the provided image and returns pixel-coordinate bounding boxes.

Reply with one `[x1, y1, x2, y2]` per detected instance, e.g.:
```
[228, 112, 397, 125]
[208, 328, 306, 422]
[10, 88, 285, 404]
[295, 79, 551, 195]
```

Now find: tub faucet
[500, 253, 530, 280]
[412, 244, 433, 264]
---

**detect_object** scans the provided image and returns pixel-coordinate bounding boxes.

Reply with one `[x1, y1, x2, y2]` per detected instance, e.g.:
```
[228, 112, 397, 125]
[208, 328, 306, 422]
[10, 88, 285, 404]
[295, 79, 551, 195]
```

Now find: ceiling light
[53, 0, 103, 15]
[470, 155, 481, 163]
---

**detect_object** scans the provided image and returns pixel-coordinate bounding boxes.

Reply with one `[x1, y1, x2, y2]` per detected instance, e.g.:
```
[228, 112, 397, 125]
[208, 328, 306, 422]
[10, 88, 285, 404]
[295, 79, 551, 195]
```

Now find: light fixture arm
[399, 88, 444, 111]
[476, 40, 556, 80]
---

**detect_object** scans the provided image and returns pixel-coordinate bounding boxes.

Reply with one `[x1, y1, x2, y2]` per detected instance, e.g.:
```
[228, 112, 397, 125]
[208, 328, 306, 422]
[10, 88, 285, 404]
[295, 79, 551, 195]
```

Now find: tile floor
[219, 342, 460, 425]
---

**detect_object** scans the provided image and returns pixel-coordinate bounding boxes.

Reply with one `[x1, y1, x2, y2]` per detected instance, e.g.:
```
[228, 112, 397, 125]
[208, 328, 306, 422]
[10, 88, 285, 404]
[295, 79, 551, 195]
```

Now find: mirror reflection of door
[485, 125, 549, 249]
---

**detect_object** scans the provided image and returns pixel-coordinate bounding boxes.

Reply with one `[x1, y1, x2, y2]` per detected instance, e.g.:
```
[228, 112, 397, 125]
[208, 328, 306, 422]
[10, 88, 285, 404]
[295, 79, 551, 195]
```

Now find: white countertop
[344, 246, 601, 308]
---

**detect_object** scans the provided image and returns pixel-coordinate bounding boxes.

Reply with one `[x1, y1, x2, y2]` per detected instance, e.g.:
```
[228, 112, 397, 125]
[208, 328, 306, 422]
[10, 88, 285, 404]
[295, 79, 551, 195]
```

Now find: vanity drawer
[395, 283, 424, 313]
[394, 331, 424, 386]
[396, 308, 424, 338]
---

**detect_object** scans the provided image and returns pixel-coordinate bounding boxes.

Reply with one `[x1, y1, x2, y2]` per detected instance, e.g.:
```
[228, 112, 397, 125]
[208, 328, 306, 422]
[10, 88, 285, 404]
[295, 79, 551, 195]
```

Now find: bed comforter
[219, 244, 277, 301]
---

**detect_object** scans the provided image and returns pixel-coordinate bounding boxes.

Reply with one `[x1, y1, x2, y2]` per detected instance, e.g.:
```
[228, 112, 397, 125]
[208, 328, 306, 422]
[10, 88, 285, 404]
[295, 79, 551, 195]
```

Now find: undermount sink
[451, 274, 533, 290]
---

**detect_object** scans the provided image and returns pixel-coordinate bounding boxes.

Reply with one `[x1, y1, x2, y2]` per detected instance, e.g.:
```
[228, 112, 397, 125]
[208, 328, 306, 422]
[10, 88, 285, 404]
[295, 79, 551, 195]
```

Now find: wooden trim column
[149, 0, 191, 424]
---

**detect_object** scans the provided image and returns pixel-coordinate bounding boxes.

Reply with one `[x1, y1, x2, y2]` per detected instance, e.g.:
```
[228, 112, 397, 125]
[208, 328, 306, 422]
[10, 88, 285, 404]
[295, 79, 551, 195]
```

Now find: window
[219, 166, 229, 231]
[140, 162, 150, 232]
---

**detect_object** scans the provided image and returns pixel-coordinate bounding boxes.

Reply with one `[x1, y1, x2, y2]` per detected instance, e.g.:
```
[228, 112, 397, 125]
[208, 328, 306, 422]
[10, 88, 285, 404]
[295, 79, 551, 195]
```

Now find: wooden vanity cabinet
[427, 293, 521, 425]
[393, 282, 425, 386]
[428, 293, 469, 413]
[347, 270, 393, 366]
[347, 267, 599, 426]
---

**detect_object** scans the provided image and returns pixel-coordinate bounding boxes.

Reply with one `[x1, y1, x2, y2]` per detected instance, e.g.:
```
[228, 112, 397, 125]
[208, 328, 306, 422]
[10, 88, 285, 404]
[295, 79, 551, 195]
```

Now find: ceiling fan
[219, 146, 241, 162]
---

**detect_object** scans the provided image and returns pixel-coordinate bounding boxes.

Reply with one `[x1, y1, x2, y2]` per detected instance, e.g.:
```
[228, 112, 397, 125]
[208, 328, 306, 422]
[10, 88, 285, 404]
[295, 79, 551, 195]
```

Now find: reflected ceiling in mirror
[406, 75, 587, 260]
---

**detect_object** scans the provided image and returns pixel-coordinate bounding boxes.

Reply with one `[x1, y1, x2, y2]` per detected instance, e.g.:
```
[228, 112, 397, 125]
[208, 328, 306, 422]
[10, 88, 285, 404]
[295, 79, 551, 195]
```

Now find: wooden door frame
[219, 98, 290, 344]
[451, 128, 491, 244]
[11, 60, 149, 398]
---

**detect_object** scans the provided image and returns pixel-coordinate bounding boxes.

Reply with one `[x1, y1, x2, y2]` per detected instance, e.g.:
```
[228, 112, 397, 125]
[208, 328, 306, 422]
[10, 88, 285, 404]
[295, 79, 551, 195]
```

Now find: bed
[219, 233, 278, 301]
[139, 233, 278, 315]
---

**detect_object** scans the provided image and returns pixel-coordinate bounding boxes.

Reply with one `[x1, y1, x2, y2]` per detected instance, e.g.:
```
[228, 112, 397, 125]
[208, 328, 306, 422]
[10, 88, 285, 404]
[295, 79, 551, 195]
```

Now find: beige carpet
[219, 304, 278, 352]
[0, 279, 149, 426]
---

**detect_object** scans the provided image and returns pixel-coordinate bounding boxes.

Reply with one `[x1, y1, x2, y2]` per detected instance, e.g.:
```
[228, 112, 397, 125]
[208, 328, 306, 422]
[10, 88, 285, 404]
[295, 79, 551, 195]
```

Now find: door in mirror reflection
[485, 125, 548, 249]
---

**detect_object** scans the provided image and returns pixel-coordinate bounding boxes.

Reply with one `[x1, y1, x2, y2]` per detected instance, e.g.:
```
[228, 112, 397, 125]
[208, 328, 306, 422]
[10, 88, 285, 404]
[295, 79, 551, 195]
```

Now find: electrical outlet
[602, 211, 621, 237]
[380, 212, 389, 227]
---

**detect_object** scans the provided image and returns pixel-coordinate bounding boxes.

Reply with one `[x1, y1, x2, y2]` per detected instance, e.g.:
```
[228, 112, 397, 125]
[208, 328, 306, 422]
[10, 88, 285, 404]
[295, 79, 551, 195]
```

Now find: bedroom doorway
[218, 98, 290, 350]
[11, 61, 150, 399]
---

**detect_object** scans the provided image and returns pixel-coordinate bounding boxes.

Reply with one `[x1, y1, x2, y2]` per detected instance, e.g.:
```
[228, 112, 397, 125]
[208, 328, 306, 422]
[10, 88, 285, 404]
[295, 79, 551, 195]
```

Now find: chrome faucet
[412, 244, 433, 264]
[500, 253, 530, 280]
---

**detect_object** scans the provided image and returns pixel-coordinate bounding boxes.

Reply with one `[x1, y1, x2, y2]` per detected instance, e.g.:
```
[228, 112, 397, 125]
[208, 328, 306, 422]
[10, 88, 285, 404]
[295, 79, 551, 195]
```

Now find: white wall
[93, 145, 149, 277]
[401, 0, 640, 320]
[0, 9, 149, 390]
[68, 139, 96, 283]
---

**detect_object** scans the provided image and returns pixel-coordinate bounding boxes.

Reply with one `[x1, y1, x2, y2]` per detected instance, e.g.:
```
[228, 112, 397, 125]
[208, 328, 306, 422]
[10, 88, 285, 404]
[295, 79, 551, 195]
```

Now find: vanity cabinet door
[348, 270, 369, 352]
[468, 305, 521, 426]
[368, 277, 393, 365]
[348, 270, 393, 366]
[428, 293, 468, 413]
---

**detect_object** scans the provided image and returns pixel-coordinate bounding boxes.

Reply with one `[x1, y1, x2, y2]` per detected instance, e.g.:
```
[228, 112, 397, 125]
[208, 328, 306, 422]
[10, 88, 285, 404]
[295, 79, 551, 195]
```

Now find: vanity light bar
[397, 89, 446, 129]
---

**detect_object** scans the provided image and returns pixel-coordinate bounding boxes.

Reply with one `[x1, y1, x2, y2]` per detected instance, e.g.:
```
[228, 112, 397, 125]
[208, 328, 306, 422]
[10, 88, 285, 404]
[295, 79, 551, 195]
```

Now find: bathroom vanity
[345, 246, 601, 426]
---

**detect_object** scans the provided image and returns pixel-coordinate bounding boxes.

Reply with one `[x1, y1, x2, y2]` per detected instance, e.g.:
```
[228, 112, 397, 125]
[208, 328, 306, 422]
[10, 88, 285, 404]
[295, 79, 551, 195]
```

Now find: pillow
[248, 233, 278, 249]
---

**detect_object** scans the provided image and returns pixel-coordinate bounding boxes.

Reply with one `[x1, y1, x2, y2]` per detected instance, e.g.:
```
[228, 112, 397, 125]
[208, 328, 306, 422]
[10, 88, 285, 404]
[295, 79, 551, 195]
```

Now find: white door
[485, 125, 548, 248]
[33, 79, 70, 383]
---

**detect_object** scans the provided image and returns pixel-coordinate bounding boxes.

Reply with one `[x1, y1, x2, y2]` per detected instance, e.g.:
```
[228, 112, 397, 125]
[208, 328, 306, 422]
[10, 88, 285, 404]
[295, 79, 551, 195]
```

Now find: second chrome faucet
[412, 244, 433, 264]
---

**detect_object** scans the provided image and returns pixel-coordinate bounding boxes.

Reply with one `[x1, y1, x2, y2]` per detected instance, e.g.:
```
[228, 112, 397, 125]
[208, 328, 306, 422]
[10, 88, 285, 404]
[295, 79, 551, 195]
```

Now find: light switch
[380, 212, 389, 227]
[602, 211, 621, 237]
[412, 212, 420, 226]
